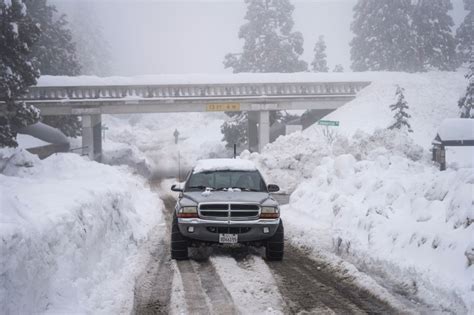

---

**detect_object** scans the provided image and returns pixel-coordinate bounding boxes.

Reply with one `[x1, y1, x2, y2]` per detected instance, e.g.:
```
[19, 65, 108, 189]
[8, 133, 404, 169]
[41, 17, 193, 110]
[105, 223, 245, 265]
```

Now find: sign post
[173, 129, 180, 144]
[318, 120, 340, 144]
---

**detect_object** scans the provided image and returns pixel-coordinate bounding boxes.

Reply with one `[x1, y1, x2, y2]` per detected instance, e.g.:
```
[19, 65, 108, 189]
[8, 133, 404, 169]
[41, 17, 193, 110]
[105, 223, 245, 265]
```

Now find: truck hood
[182, 191, 277, 205]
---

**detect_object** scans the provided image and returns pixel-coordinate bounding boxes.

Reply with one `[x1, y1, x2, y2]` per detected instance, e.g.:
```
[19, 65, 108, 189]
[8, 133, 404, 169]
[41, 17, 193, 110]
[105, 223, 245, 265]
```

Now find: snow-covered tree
[53, 1, 111, 76]
[27, 0, 82, 137]
[27, 0, 80, 76]
[412, 0, 457, 71]
[333, 64, 344, 72]
[458, 56, 473, 118]
[350, 0, 420, 72]
[221, 113, 249, 149]
[389, 86, 413, 132]
[0, 0, 41, 147]
[224, 0, 308, 73]
[311, 35, 329, 72]
[455, 0, 474, 65]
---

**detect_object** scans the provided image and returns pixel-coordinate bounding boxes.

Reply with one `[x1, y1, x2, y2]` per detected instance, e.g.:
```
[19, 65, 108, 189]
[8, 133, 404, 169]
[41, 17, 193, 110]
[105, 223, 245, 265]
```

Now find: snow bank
[283, 150, 473, 313]
[0, 149, 163, 314]
[243, 129, 473, 312]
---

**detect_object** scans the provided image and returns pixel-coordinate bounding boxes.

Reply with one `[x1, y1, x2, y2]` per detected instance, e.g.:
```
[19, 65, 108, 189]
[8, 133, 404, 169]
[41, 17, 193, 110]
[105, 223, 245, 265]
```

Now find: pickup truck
[170, 158, 284, 260]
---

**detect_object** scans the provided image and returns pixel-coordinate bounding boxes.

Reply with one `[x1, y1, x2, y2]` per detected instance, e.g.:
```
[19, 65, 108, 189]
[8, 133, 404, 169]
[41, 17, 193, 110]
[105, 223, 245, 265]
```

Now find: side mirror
[267, 184, 280, 193]
[171, 184, 183, 192]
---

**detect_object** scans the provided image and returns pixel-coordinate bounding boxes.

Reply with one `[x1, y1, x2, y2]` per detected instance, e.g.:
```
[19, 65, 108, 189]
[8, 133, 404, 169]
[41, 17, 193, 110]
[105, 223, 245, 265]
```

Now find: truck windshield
[185, 170, 266, 192]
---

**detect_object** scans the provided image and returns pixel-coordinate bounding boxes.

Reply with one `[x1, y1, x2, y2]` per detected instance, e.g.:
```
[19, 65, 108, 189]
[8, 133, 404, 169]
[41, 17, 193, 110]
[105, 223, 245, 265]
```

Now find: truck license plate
[219, 234, 238, 244]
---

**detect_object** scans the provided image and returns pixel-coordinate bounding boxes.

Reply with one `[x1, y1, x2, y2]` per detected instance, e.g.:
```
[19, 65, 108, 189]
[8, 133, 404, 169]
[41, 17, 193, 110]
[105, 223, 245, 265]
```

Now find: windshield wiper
[231, 187, 259, 192]
[187, 185, 215, 191]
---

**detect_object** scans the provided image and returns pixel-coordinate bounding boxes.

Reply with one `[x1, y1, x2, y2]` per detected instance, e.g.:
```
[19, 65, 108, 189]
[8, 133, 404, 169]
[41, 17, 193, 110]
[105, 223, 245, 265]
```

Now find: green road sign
[318, 120, 340, 127]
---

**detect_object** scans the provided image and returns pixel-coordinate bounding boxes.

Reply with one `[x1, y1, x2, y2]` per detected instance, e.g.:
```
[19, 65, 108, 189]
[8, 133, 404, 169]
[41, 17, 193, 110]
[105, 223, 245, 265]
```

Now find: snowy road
[132, 190, 399, 315]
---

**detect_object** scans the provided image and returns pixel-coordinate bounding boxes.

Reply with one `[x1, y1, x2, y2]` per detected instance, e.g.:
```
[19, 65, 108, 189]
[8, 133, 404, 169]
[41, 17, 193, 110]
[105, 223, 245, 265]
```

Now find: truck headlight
[177, 206, 198, 218]
[260, 206, 280, 219]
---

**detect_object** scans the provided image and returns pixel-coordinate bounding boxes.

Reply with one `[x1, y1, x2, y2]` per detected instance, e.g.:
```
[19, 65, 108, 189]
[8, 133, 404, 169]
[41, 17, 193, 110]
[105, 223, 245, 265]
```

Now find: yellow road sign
[206, 103, 241, 112]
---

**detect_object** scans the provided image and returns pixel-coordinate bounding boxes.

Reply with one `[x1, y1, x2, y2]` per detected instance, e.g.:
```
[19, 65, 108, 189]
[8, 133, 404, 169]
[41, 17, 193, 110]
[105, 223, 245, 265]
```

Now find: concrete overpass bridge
[19, 74, 371, 160]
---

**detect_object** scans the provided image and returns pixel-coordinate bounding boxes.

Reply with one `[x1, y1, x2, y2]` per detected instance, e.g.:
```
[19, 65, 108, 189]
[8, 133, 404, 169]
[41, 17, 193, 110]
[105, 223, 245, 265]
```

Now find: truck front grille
[206, 226, 252, 234]
[199, 203, 260, 220]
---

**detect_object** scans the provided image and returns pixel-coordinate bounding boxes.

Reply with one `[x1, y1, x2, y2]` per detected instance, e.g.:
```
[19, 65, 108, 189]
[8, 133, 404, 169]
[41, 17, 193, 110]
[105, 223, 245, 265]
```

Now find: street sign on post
[318, 120, 340, 127]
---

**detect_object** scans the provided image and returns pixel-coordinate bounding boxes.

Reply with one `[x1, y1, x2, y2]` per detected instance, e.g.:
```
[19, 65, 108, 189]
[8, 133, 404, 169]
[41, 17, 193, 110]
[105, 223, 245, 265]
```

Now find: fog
[55, 0, 467, 76]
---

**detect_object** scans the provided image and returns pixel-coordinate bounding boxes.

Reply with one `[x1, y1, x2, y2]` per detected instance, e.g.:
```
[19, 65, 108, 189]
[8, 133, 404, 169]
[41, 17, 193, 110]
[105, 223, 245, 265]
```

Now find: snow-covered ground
[0, 149, 163, 314]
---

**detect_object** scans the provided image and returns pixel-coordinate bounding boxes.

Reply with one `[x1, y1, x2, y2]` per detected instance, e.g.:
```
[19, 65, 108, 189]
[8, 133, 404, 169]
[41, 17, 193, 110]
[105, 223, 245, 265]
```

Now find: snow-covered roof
[437, 118, 474, 142]
[36, 73, 373, 87]
[193, 158, 257, 173]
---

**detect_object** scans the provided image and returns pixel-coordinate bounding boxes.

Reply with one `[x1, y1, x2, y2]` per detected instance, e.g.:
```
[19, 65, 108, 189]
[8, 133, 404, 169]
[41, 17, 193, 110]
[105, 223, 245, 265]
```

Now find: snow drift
[245, 129, 473, 312]
[0, 149, 163, 314]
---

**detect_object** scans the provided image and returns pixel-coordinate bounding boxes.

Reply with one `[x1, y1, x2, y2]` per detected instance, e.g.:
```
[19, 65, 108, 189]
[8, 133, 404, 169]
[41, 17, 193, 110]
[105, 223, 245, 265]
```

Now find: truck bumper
[177, 217, 281, 243]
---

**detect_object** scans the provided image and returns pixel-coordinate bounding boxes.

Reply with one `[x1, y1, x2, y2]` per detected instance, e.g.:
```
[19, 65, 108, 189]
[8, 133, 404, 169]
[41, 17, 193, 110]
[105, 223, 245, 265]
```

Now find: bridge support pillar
[248, 111, 259, 152]
[247, 110, 270, 153]
[258, 110, 270, 152]
[82, 114, 102, 162]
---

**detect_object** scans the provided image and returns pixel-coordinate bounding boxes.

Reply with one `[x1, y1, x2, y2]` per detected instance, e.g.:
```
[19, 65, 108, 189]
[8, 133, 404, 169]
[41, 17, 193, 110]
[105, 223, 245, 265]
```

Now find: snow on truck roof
[193, 159, 257, 173]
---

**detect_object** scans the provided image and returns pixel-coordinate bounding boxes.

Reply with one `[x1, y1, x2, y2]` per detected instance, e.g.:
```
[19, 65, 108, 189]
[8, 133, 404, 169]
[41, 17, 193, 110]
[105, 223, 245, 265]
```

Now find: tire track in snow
[267, 245, 398, 314]
[211, 253, 286, 314]
[176, 260, 212, 315]
[174, 257, 238, 314]
[195, 260, 239, 314]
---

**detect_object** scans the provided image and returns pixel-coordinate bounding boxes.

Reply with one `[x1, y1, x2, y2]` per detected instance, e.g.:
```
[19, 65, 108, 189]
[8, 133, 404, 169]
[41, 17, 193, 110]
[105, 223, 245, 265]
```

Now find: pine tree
[224, 0, 308, 73]
[222, 0, 307, 149]
[27, 0, 80, 76]
[221, 113, 249, 149]
[311, 35, 329, 72]
[350, 0, 420, 72]
[412, 0, 457, 71]
[26, 0, 82, 137]
[0, 0, 41, 147]
[455, 0, 474, 65]
[333, 64, 344, 72]
[458, 56, 473, 118]
[389, 86, 413, 132]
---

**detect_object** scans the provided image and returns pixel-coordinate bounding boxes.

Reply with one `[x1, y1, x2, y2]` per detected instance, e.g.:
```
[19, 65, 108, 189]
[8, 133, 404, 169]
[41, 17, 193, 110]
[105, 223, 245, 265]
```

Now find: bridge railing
[22, 82, 371, 101]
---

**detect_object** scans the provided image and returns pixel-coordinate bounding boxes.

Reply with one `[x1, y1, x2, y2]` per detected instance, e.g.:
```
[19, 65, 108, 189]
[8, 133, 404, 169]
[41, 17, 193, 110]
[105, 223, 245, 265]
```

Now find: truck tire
[265, 220, 284, 261]
[171, 216, 189, 260]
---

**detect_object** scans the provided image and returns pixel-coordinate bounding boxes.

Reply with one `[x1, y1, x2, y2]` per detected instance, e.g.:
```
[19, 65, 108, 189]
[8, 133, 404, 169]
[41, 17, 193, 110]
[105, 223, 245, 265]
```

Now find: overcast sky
[55, 0, 467, 76]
